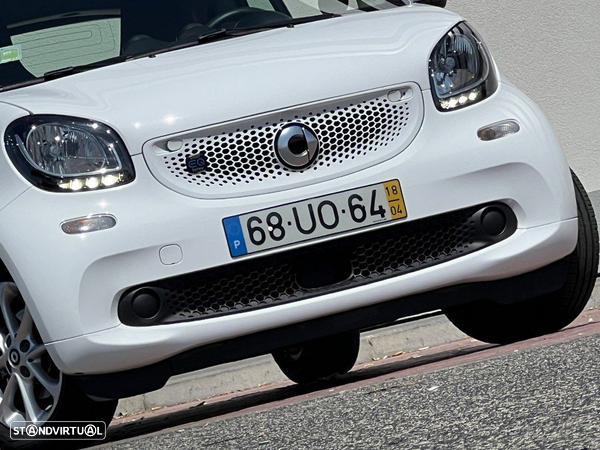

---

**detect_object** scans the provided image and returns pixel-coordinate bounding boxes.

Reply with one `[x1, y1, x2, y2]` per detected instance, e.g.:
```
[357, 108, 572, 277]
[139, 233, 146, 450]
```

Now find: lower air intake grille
[119, 204, 516, 326]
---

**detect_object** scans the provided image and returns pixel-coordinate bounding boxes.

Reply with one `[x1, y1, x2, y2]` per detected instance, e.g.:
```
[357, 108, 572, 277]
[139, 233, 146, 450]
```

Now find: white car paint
[0, 5, 577, 375]
[0, 7, 458, 155]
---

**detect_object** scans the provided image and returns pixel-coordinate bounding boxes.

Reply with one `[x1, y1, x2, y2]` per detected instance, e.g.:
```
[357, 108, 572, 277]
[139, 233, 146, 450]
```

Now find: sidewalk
[115, 280, 600, 417]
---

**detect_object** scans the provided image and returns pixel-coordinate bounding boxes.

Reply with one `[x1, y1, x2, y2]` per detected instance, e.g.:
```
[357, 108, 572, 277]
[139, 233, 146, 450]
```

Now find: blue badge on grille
[186, 154, 208, 173]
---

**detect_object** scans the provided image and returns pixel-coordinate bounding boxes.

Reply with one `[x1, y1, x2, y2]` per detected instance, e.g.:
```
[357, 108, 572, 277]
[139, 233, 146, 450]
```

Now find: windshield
[0, 0, 407, 89]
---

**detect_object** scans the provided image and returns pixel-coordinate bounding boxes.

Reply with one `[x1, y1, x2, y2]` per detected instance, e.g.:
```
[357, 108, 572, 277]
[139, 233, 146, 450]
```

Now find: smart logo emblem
[274, 123, 320, 170]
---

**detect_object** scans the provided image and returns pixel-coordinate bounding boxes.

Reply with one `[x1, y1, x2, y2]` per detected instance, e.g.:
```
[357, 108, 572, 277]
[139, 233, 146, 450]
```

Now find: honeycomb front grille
[119, 204, 517, 326]
[164, 97, 409, 187]
[145, 84, 423, 199]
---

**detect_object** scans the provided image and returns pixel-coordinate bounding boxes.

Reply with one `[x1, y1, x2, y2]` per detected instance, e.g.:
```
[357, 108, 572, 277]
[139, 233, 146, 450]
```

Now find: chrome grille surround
[144, 83, 423, 199]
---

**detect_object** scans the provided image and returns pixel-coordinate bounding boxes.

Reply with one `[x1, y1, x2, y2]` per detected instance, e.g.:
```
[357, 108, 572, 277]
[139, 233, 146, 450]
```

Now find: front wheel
[272, 332, 360, 385]
[0, 283, 117, 449]
[444, 171, 599, 344]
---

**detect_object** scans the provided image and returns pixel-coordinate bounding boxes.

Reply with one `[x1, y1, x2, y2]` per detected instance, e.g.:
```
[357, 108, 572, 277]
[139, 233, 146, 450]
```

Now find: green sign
[0, 45, 22, 64]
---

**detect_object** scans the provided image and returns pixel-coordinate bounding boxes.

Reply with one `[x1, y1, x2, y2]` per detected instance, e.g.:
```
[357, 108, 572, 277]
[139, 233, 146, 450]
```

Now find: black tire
[0, 377, 117, 450]
[272, 332, 360, 384]
[444, 171, 599, 344]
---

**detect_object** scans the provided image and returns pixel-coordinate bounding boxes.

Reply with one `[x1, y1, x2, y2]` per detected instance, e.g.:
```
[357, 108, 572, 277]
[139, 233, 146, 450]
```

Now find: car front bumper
[0, 81, 577, 375]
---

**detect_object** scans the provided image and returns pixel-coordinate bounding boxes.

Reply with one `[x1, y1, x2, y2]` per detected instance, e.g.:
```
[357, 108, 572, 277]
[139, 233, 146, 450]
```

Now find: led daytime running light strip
[58, 174, 124, 191]
[439, 86, 483, 111]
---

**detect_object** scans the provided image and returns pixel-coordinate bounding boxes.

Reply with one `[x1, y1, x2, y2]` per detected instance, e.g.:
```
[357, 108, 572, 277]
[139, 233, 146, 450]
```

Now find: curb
[115, 279, 600, 417]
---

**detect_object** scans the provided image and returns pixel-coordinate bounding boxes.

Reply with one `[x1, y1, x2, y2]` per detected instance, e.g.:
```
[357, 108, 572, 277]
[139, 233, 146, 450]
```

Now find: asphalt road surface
[97, 316, 600, 450]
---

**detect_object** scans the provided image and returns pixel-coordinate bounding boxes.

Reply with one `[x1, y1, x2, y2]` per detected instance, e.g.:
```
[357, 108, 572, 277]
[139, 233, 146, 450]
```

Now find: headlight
[4, 116, 135, 192]
[429, 22, 498, 111]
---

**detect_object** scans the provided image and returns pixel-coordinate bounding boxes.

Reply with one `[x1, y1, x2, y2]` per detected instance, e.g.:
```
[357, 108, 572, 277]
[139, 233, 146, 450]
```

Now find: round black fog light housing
[480, 207, 507, 236]
[131, 290, 162, 319]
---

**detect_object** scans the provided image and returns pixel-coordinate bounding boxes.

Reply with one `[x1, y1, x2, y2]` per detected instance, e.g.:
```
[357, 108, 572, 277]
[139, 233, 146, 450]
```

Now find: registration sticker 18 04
[223, 180, 407, 257]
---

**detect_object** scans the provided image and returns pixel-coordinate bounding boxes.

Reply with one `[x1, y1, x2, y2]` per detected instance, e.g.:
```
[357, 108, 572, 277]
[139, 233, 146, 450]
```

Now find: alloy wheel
[0, 284, 62, 427]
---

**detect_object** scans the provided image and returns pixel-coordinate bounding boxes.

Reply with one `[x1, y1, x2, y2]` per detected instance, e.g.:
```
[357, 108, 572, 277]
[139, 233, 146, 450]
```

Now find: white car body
[0, 4, 576, 393]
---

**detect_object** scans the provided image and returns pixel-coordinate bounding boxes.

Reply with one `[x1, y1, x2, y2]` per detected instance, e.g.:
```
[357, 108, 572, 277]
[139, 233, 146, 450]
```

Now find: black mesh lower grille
[119, 204, 516, 326]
